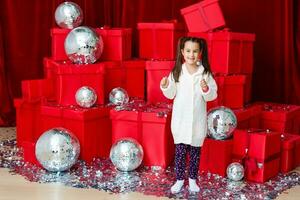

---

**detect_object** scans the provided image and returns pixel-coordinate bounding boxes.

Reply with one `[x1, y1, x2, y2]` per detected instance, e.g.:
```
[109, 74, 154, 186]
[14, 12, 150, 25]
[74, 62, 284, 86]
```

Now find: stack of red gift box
[14, 0, 300, 179]
[180, 0, 300, 182]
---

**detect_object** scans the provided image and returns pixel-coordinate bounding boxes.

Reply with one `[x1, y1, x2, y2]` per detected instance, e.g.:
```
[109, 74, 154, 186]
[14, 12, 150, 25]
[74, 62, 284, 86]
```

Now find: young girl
[160, 36, 217, 193]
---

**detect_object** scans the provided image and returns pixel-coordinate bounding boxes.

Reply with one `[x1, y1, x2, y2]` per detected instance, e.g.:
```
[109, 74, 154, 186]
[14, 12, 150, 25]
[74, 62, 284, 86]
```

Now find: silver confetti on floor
[1, 139, 300, 199]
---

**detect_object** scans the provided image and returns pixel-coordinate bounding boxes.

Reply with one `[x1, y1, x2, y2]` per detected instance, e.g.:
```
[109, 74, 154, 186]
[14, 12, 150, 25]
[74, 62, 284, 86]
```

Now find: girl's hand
[160, 77, 169, 88]
[200, 79, 209, 92]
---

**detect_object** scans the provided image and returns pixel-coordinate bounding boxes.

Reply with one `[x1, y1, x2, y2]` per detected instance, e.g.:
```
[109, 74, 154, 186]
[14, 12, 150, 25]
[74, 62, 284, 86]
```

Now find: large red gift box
[137, 22, 185, 59]
[52, 60, 105, 106]
[96, 27, 132, 61]
[103, 60, 145, 102]
[258, 102, 300, 133]
[199, 138, 233, 177]
[21, 79, 55, 102]
[233, 104, 262, 129]
[188, 30, 255, 74]
[14, 99, 41, 146]
[208, 74, 246, 109]
[181, 0, 225, 32]
[110, 108, 174, 168]
[146, 60, 174, 103]
[40, 104, 112, 162]
[233, 129, 281, 182]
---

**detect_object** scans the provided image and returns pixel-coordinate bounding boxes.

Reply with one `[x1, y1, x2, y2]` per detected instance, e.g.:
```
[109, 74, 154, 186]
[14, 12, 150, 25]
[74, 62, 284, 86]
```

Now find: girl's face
[181, 41, 201, 66]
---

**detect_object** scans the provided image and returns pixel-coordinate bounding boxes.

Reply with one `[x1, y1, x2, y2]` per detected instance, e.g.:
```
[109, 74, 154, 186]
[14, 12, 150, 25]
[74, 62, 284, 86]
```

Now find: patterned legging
[174, 143, 201, 180]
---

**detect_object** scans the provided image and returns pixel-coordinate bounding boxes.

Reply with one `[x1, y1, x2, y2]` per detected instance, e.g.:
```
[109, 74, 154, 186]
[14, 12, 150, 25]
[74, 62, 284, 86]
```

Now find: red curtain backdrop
[0, 0, 299, 125]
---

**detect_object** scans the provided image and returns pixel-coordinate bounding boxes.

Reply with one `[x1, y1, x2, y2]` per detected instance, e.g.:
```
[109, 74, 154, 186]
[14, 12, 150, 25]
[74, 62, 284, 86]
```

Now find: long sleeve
[201, 73, 217, 102]
[160, 73, 177, 99]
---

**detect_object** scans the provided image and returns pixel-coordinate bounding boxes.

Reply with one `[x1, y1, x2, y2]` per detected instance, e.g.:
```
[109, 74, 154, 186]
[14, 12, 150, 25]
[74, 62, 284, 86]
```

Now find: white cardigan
[161, 64, 217, 147]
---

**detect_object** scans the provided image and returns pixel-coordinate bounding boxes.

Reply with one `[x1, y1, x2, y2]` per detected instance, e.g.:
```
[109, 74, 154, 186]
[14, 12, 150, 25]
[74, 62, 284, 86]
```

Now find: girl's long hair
[172, 36, 212, 82]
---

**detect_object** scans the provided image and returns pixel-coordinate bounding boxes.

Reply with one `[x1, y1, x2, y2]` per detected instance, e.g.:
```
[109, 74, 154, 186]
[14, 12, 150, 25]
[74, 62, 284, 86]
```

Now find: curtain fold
[0, 0, 299, 126]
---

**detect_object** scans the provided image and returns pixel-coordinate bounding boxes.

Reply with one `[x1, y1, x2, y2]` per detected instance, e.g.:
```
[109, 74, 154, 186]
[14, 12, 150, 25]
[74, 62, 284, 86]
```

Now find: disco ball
[35, 127, 80, 172]
[64, 26, 103, 64]
[75, 86, 97, 108]
[109, 87, 129, 105]
[55, 2, 83, 29]
[227, 162, 244, 181]
[207, 106, 237, 140]
[110, 138, 144, 172]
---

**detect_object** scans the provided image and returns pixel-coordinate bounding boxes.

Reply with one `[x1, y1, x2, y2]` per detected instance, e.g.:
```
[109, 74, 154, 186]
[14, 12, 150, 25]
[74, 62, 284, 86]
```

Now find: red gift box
[181, 0, 225, 32]
[53, 61, 105, 106]
[96, 27, 132, 61]
[43, 57, 57, 80]
[146, 60, 174, 103]
[14, 99, 41, 146]
[233, 129, 281, 182]
[280, 134, 296, 173]
[233, 129, 281, 160]
[110, 108, 174, 168]
[199, 138, 233, 177]
[188, 30, 255, 74]
[244, 74, 252, 104]
[258, 102, 300, 133]
[22, 141, 41, 166]
[50, 28, 70, 61]
[233, 104, 262, 129]
[214, 74, 246, 109]
[21, 79, 55, 102]
[122, 60, 145, 99]
[137, 22, 185, 59]
[40, 104, 112, 162]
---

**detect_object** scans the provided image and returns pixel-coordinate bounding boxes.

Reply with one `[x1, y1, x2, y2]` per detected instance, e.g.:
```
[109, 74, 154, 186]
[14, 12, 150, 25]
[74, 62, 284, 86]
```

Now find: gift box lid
[234, 104, 262, 122]
[102, 61, 122, 69]
[145, 60, 175, 70]
[137, 22, 184, 30]
[54, 62, 105, 74]
[96, 27, 132, 36]
[257, 102, 300, 121]
[210, 29, 256, 41]
[14, 98, 41, 107]
[41, 104, 110, 120]
[50, 27, 71, 35]
[122, 59, 146, 69]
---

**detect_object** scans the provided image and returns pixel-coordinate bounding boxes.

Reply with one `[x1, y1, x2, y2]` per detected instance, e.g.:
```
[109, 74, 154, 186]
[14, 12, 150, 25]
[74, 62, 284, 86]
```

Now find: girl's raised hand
[200, 79, 209, 92]
[160, 77, 169, 88]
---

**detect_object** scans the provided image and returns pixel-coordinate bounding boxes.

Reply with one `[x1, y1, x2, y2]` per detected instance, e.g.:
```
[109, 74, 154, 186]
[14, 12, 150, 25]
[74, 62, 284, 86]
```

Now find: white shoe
[188, 178, 200, 193]
[171, 180, 184, 194]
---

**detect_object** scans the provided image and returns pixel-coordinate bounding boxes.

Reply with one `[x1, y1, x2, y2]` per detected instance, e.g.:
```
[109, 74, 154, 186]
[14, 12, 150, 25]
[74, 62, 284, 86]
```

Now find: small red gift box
[181, 0, 225, 32]
[258, 102, 300, 133]
[40, 104, 112, 162]
[280, 134, 296, 173]
[199, 138, 233, 177]
[188, 30, 255, 74]
[233, 104, 262, 129]
[110, 108, 174, 168]
[146, 60, 174, 103]
[52, 60, 105, 106]
[96, 27, 132, 61]
[21, 79, 55, 102]
[50, 28, 70, 61]
[14, 99, 41, 146]
[137, 22, 185, 59]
